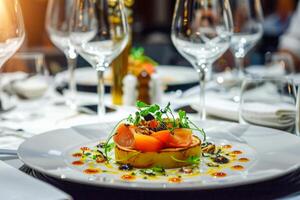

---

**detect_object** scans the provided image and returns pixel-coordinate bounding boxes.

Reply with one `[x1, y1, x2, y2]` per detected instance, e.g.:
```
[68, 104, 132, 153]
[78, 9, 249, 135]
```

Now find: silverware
[0, 149, 17, 155]
[0, 127, 34, 139]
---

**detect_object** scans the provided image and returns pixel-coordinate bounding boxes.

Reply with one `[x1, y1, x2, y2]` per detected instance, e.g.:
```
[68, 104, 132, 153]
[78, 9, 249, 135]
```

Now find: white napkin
[246, 64, 286, 77]
[0, 160, 72, 200]
[12, 75, 49, 99]
[240, 102, 295, 129]
[203, 93, 239, 121]
[2, 72, 49, 99]
[192, 92, 296, 129]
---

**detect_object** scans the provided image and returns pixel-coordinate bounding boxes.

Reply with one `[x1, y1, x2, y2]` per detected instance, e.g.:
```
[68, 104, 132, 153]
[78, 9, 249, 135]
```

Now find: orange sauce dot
[72, 160, 84, 166]
[84, 168, 101, 174]
[231, 150, 243, 155]
[121, 174, 135, 181]
[231, 165, 244, 170]
[96, 158, 106, 163]
[238, 158, 249, 162]
[211, 172, 227, 178]
[168, 177, 182, 183]
[72, 153, 83, 158]
[80, 147, 90, 151]
[222, 145, 232, 149]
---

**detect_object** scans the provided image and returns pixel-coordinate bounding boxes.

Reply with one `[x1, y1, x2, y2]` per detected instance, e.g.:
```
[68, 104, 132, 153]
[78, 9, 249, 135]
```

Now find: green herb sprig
[139, 166, 166, 176]
[171, 155, 201, 165]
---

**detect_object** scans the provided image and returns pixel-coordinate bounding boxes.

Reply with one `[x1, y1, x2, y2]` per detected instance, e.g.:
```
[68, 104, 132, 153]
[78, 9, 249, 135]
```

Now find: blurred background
[1, 0, 299, 74]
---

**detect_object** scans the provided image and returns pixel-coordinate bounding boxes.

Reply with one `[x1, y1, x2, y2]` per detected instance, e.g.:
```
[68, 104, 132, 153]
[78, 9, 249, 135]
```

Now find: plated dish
[18, 104, 300, 190]
[68, 102, 253, 183]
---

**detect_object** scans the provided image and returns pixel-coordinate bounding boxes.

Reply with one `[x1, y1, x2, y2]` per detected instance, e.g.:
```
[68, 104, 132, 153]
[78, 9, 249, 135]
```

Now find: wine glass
[171, 0, 233, 120]
[46, 0, 78, 109]
[240, 77, 296, 133]
[0, 0, 25, 112]
[70, 0, 129, 115]
[230, 0, 264, 78]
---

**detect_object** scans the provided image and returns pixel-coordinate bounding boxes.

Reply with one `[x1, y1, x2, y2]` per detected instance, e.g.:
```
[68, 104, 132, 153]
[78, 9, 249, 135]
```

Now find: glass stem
[97, 70, 105, 116]
[197, 63, 209, 120]
[67, 58, 77, 95]
[0, 71, 2, 111]
[235, 56, 245, 79]
[66, 56, 77, 108]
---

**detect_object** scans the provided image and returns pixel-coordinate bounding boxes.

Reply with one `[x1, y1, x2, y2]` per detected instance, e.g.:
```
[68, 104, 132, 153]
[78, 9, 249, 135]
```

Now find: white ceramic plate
[18, 121, 300, 190]
[18, 120, 300, 191]
[57, 65, 198, 87]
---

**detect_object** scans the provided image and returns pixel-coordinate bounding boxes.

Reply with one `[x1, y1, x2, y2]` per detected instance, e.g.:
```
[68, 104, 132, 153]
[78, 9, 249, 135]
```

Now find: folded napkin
[0, 160, 72, 200]
[2, 72, 49, 99]
[240, 102, 295, 129]
[203, 94, 239, 121]
[12, 75, 49, 99]
[246, 64, 286, 77]
[192, 92, 296, 130]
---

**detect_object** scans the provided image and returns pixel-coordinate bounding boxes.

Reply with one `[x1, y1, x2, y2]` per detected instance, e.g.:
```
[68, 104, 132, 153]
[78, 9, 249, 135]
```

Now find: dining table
[1, 70, 300, 200]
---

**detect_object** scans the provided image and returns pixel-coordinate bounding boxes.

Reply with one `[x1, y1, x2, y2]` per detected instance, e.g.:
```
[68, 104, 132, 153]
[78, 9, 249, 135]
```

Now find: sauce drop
[231, 165, 244, 170]
[72, 160, 84, 166]
[238, 157, 249, 162]
[231, 150, 242, 155]
[121, 174, 135, 181]
[96, 158, 106, 163]
[211, 172, 227, 178]
[222, 145, 232, 149]
[84, 168, 101, 174]
[80, 147, 90, 151]
[168, 177, 182, 183]
[72, 153, 83, 158]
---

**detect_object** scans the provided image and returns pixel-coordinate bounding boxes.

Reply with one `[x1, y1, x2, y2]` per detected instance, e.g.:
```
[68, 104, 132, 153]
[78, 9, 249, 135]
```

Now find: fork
[0, 149, 17, 155]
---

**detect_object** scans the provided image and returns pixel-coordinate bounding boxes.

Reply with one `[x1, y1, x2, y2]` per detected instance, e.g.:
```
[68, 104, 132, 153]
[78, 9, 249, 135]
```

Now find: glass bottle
[111, 0, 134, 105]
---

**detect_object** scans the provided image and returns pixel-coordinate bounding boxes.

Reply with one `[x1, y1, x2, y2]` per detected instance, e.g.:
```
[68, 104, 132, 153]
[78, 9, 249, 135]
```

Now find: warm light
[0, 0, 18, 42]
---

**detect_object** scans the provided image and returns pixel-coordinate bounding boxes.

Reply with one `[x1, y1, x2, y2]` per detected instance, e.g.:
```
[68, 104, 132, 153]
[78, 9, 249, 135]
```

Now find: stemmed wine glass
[171, 0, 233, 120]
[0, 0, 25, 112]
[46, 0, 78, 109]
[230, 0, 264, 78]
[70, 0, 129, 115]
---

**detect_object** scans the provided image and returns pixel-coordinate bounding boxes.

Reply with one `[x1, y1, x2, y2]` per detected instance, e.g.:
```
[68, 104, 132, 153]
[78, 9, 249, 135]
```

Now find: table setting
[1, 0, 300, 200]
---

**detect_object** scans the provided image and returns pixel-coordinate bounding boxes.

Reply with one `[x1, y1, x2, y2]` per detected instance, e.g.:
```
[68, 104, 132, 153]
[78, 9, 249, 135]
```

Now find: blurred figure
[279, 1, 300, 71]
[264, 0, 295, 36]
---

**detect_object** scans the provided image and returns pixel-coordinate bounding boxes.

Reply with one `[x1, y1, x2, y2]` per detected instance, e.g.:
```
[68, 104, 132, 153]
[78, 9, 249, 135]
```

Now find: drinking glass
[4, 52, 51, 100]
[46, 0, 78, 109]
[239, 77, 296, 133]
[70, 0, 129, 115]
[0, 0, 25, 112]
[230, 0, 264, 78]
[171, 0, 233, 120]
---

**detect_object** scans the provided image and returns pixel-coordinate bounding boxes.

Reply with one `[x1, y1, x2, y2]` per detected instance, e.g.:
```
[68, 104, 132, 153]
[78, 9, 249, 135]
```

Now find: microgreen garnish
[139, 166, 166, 176]
[171, 155, 201, 165]
[129, 101, 206, 140]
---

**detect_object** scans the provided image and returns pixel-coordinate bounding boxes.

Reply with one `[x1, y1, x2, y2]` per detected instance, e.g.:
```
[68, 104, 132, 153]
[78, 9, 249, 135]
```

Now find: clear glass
[70, 0, 129, 116]
[4, 52, 51, 100]
[296, 86, 300, 136]
[1, 52, 52, 125]
[0, 0, 25, 112]
[171, 0, 233, 120]
[46, 0, 78, 109]
[239, 77, 296, 133]
[230, 0, 264, 78]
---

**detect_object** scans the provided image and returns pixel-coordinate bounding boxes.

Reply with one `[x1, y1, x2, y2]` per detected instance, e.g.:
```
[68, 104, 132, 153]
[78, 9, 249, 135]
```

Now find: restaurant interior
[1, 0, 300, 199]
